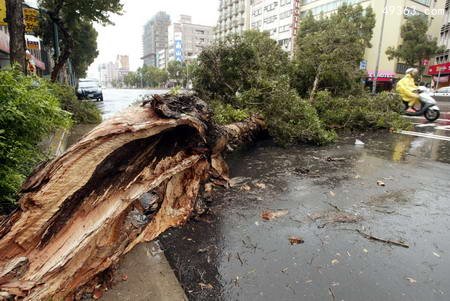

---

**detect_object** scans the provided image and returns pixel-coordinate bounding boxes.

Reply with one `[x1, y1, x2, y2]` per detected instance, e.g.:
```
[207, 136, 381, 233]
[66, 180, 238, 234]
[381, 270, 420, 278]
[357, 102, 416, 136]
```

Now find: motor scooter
[403, 86, 440, 122]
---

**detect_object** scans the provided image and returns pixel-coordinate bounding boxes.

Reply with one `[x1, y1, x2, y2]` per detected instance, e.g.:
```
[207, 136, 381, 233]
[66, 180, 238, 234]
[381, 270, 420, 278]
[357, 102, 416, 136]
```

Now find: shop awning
[0, 30, 45, 71]
[428, 62, 450, 75]
[366, 71, 395, 82]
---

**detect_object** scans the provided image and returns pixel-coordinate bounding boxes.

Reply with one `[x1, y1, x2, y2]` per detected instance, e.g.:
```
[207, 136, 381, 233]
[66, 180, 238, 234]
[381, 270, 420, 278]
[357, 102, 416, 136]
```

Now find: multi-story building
[99, 55, 131, 87]
[250, 0, 301, 53]
[427, 0, 450, 88]
[157, 49, 167, 69]
[99, 62, 118, 87]
[166, 15, 215, 64]
[300, 0, 445, 88]
[116, 55, 130, 83]
[216, 0, 251, 39]
[142, 12, 171, 67]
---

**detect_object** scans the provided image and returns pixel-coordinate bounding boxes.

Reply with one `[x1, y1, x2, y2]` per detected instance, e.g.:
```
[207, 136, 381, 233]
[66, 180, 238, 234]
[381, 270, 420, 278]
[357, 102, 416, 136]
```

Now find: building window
[396, 63, 410, 74]
[411, 0, 431, 6]
[301, 0, 366, 16]
[253, 8, 262, 16]
[264, 2, 279, 12]
[279, 24, 291, 32]
[280, 9, 293, 19]
[264, 15, 278, 24]
[281, 0, 292, 6]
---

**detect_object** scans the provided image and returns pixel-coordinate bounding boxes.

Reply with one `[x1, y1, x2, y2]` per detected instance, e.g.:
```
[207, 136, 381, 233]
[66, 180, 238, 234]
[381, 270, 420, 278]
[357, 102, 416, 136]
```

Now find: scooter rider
[396, 68, 420, 113]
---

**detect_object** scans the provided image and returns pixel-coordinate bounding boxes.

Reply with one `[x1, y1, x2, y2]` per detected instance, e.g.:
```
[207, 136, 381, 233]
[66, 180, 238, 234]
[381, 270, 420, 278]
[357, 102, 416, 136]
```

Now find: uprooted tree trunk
[0, 94, 265, 300]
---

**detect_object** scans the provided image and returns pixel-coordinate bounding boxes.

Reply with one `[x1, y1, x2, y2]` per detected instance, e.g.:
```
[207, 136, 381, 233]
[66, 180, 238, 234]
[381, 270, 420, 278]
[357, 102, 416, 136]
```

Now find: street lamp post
[372, 0, 388, 94]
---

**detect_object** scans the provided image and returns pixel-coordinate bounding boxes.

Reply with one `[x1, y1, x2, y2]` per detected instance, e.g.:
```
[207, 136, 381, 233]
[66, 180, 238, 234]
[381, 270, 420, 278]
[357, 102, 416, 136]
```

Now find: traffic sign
[360, 60, 367, 70]
[0, 0, 7, 26]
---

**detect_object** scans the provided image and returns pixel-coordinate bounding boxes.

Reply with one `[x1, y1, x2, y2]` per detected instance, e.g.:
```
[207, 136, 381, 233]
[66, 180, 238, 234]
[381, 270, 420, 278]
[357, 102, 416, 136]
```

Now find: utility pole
[6, 0, 26, 72]
[372, 0, 388, 94]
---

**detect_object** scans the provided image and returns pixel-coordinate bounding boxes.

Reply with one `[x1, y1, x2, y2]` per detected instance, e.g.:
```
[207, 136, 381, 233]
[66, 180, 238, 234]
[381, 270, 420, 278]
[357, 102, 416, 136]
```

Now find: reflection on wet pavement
[160, 131, 450, 301]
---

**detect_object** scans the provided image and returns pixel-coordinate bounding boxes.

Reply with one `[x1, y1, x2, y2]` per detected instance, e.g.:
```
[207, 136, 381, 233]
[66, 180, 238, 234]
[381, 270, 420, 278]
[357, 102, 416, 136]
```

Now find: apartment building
[427, 0, 450, 87]
[216, 0, 251, 39]
[250, 0, 301, 53]
[99, 55, 130, 87]
[142, 12, 171, 67]
[300, 0, 445, 88]
[159, 15, 214, 68]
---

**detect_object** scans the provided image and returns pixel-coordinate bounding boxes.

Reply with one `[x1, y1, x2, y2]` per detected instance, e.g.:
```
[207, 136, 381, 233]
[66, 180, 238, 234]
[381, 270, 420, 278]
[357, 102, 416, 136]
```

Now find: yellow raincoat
[396, 74, 419, 107]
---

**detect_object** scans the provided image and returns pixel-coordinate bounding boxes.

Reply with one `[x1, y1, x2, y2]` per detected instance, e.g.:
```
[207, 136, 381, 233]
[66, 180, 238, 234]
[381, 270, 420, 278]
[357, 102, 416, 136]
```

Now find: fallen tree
[0, 94, 265, 300]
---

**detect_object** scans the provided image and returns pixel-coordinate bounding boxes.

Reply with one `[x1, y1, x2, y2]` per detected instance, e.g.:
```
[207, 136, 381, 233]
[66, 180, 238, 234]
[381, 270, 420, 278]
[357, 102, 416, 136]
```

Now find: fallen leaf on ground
[329, 191, 336, 197]
[433, 252, 441, 258]
[363, 248, 369, 253]
[255, 183, 266, 189]
[331, 259, 339, 265]
[261, 210, 289, 221]
[241, 184, 251, 191]
[377, 180, 386, 187]
[121, 274, 128, 281]
[355, 139, 365, 146]
[405, 277, 417, 284]
[288, 236, 304, 245]
[199, 283, 213, 290]
[92, 288, 104, 300]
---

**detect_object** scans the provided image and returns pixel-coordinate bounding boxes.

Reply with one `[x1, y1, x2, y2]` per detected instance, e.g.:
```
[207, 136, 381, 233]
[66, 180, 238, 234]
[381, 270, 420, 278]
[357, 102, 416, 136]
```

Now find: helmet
[405, 68, 418, 75]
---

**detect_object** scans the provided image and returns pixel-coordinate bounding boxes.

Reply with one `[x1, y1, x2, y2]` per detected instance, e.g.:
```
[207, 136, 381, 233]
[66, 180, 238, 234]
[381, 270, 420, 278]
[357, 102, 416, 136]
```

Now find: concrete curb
[101, 241, 188, 301]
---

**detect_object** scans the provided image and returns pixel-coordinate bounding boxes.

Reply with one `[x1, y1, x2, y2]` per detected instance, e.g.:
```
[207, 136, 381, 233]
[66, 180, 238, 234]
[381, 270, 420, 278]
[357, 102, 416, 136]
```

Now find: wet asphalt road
[97, 88, 168, 120]
[159, 132, 450, 301]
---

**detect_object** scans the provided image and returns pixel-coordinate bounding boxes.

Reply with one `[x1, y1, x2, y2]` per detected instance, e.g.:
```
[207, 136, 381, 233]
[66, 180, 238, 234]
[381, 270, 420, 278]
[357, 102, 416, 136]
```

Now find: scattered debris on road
[309, 210, 362, 228]
[405, 277, 417, 284]
[355, 139, 365, 146]
[255, 182, 267, 189]
[288, 236, 305, 245]
[326, 157, 346, 162]
[199, 283, 214, 290]
[377, 180, 386, 187]
[261, 209, 289, 221]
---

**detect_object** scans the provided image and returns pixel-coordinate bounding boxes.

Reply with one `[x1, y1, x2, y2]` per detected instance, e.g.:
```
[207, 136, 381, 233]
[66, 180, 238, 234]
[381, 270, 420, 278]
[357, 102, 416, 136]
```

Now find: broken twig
[326, 202, 342, 212]
[355, 229, 409, 248]
[329, 287, 336, 301]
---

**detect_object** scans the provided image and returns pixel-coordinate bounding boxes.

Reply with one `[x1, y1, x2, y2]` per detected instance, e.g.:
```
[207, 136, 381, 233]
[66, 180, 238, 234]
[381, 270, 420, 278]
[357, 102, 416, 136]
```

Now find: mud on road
[160, 131, 450, 301]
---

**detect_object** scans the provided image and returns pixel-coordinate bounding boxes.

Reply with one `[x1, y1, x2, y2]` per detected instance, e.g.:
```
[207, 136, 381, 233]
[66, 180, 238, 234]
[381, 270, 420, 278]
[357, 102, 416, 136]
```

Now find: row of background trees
[193, 4, 442, 146]
[120, 61, 196, 88]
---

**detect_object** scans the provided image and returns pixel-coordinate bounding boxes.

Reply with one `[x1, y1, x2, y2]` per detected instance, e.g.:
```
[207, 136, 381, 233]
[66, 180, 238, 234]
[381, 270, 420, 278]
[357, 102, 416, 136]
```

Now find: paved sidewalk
[102, 241, 187, 301]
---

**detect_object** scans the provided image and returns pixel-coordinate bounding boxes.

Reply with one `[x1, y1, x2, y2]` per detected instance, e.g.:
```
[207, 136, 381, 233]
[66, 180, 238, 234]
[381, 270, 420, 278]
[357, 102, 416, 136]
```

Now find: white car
[431, 86, 450, 102]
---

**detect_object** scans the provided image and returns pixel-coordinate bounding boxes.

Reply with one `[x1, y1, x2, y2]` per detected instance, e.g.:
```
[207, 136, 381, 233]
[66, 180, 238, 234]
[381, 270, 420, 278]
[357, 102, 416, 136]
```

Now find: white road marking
[416, 123, 437, 128]
[435, 125, 450, 131]
[397, 130, 450, 141]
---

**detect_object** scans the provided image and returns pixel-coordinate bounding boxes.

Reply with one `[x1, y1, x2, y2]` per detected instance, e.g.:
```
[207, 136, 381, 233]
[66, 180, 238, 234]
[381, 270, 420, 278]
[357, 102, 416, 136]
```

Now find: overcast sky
[86, 0, 219, 77]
